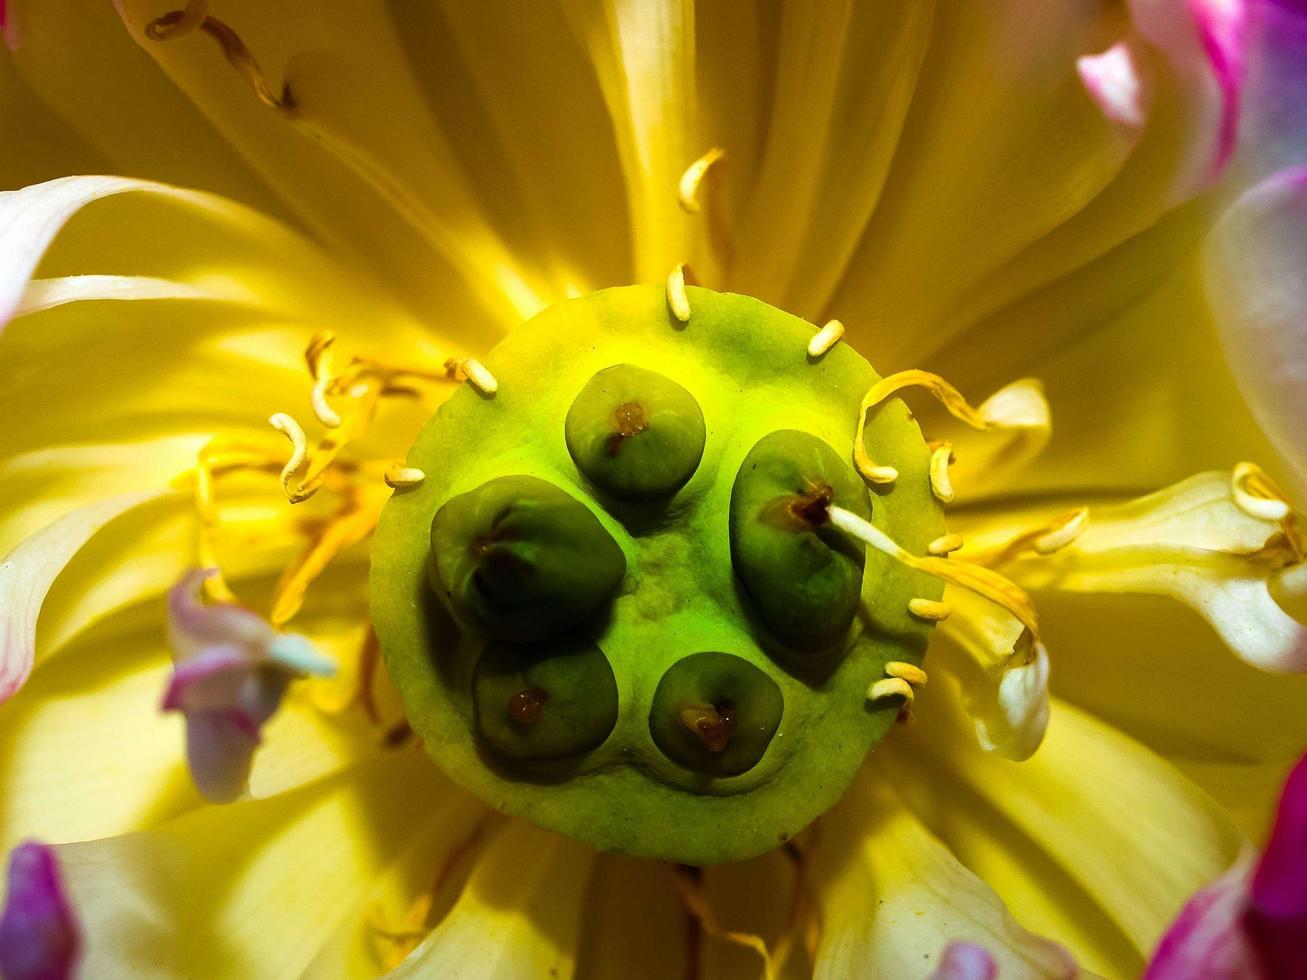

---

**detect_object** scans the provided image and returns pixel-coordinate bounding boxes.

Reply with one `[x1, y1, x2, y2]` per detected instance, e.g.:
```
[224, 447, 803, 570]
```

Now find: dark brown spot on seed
[606, 401, 649, 456]
[507, 687, 550, 726]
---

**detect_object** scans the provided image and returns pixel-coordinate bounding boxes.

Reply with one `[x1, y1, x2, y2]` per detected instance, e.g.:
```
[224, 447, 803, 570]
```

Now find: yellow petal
[0, 489, 166, 701]
[970, 472, 1307, 671]
[53, 750, 449, 978]
[810, 767, 1076, 978]
[558, 0, 695, 282]
[0, 53, 107, 189]
[732, 0, 933, 318]
[389, 820, 596, 978]
[895, 692, 1244, 955]
[574, 857, 688, 980]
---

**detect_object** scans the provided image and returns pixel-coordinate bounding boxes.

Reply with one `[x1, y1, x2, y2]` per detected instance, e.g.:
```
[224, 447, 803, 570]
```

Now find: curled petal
[1246, 753, 1307, 970]
[1146, 850, 1262, 979]
[0, 841, 80, 980]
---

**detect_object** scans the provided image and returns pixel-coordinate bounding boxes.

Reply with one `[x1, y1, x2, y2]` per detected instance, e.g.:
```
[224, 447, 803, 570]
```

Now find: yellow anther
[828, 505, 1040, 641]
[310, 375, 342, 428]
[145, 5, 293, 112]
[928, 533, 965, 556]
[1033, 506, 1090, 555]
[907, 598, 951, 621]
[867, 677, 914, 704]
[666, 263, 692, 323]
[853, 369, 1043, 488]
[678, 147, 725, 214]
[885, 661, 928, 687]
[305, 329, 337, 379]
[268, 412, 313, 502]
[459, 357, 498, 396]
[1231, 462, 1292, 524]
[929, 444, 955, 504]
[384, 464, 426, 489]
[807, 319, 845, 359]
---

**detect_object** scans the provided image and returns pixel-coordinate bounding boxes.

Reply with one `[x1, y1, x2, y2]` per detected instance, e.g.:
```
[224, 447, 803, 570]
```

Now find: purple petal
[166, 568, 275, 661]
[185, 710, 261, 804]
[1146, 851, 1266, 979]
[930, 942, 998, 980]
[160, 644, 253, 713]
[0, 842, 80, 980]
[1245, 753, 1307, 973]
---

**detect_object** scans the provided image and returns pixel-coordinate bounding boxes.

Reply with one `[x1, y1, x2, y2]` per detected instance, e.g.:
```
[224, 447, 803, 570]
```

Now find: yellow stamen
[310, 375, 342, 429]
[828, 505, 1040, 642]
[384, 464, 427, 490]
[968, 507, 1090, 568]
[867, 677, 914, 704]
[853, 369, 1044, 488]
[1232, 461, 1292, 523]
[907, 598, 951, 621]
[678, 147, 725, 214]
[885, 661, 928, 687]
[145, 6, 293, 112]
[929, 444, 955, 504]
[305, 329, 336, 378]
[268, 412, 313, 502]
[667, 263, 692, 323]
[459, 357, 498, 396]
[671, 866, 780, 980]
[807, 319, 845, 359]
[928, 533, 965, 556]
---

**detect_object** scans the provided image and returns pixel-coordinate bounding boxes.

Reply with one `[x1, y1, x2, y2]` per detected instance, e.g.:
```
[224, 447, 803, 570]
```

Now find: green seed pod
[729, 430, 872, 650]
[564, 363, 707, 499]
[649, 652, 783, 777]
[474, 639, 619, 760]
[430, 475, 626, 643]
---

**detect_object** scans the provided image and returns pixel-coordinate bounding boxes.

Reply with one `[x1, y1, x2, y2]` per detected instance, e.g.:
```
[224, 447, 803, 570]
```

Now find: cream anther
[1231, 462, 1291, 523]
[667, 263, 692, 323]
[678, 148, 725, 214]
[461, 358, 498, 396]
[929, 445, 955, 503]
[885, 662, 928, 687]
[311, 376, 342, 428]
[928, 533, 965, 556]
[384, 464, 427, 489]
[1033, 507, 1089, 555]
[268, 412, 310, 500]
[146, 1, 208, 40]
[908, 598, 951, 621]
[867, 677, 914, 704]
[807, 320, 845, 359]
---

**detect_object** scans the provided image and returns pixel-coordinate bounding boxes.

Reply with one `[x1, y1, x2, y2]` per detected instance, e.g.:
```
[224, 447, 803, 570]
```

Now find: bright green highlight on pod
[371, 285, 945, 864]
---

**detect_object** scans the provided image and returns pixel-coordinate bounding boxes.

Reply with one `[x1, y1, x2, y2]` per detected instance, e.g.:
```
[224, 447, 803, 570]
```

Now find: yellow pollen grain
[929, 444, 955, 503]
[928, 533, 965, 556]
[456, 358, 497, 396]
[867, 677, 914, 704]
[384, 464, 426, 489]
[1231, 462, 1291, 523]
[269, 412, 310, 498]
[885, 662, 928, 687]
[1033, 506, 1090, 555]
[807, 319, 845, 359]
[666, 263, 692, 323]
[907, 597, 951, 621]
[678, 147, 725, 214]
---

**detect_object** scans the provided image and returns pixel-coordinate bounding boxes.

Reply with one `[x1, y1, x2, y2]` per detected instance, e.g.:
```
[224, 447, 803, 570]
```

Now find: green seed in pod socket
[474, 638, 620, 760]
[649, 651, 784, 777]
[729, 430, 872, 651]
[564, 363, 707, 499]
[430, 475, 626, 643]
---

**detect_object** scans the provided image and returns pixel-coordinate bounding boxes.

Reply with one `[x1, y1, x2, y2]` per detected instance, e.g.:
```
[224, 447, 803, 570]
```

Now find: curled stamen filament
[269, 413, 311, 501]
[145, 5, 292, 111]
[678, 147, 725, 214]
[854, 369, 1036, 487]
[967, 507, 1090, 569]
[1232, 461, 1292, 524]
[672, 866, 781, 980]
[667, 263, 692, 323]
[827, 505, 1040, 644]
[929, 444, 955, 503]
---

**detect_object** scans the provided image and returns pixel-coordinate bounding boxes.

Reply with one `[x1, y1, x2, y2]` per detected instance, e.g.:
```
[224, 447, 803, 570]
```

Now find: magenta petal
[1147, 851, 1265, 979]
[0, 842, 80, 980]
[930, 942, 998, 980]
[1244, 753, 1307, 974]
[185, 710, 261, 803]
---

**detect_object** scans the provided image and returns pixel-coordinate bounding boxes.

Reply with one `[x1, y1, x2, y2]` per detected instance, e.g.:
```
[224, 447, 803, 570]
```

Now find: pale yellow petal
[388, 820, 596, 978]
[0, 53, 108, 189]
[54, 749, 447, 978]
[895, 692, 1244, 954]
[574, 856, 688, 980]
[811, 768, 1076, 978]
